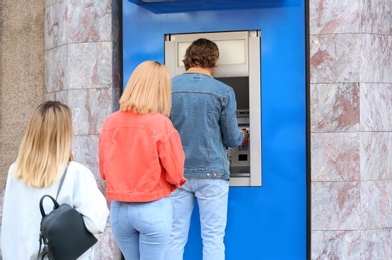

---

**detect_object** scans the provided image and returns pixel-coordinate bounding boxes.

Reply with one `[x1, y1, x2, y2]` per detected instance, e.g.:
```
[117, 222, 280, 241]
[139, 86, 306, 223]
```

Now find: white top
[0, 161, 109, 260]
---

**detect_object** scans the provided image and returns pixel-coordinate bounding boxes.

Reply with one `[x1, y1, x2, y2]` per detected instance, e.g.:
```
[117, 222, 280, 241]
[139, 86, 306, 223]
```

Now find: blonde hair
[13, 101, 74, 188]
[119, 60, 172, 116]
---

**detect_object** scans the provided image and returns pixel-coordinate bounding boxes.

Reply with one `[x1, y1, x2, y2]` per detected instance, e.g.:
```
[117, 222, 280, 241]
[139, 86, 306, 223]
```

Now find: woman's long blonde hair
[13, 101, 74, 188]
[119, 60, 172, 116]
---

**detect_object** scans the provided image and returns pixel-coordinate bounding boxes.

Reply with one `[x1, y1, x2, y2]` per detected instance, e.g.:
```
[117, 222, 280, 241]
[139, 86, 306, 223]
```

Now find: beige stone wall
[0, 0, 45, 189]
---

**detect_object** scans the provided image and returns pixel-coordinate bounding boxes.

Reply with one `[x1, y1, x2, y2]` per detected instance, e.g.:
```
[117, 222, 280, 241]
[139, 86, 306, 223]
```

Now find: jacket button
[213, 173, 217, 177]
[206, 173, 211, 177]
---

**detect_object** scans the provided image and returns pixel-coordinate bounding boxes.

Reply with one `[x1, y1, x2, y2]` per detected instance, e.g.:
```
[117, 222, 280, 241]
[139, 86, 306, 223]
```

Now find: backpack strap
[56, 165, 69, 200]
[37, 164, 69, 260]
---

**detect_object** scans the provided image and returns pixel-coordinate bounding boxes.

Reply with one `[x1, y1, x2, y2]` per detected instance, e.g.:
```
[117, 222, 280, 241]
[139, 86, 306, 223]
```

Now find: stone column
[310, 0, 392, 258]
[44, 0, 122, 258]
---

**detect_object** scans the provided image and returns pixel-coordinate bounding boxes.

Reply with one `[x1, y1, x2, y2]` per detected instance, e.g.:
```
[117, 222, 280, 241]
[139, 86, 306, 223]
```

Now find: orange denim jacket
[99, 110, 186, 202]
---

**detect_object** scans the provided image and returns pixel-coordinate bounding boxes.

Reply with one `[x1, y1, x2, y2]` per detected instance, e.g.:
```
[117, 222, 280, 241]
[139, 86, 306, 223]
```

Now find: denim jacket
[170, 68, 244, 180]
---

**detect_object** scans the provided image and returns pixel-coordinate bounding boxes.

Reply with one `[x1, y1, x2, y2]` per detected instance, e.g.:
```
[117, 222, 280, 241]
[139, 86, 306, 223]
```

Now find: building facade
[0, 0, 391, 259]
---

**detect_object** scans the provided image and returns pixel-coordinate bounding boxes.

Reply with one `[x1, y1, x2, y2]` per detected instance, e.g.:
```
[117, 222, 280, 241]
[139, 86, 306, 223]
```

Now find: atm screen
[216, 77, 249, 111]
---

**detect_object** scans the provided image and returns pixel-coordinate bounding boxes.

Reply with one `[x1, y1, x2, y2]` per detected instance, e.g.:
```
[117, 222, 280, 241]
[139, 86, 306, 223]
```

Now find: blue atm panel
[122, 0, 307, 259]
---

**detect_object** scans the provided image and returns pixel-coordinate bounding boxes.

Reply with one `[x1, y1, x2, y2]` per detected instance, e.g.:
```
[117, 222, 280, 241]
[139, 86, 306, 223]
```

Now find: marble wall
[44, 0, 122, 258]
[310, 0, 392, 258]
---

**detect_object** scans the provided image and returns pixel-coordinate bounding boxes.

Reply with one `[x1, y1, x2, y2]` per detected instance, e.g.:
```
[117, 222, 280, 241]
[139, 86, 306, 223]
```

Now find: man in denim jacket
[165, 38, 249, 260]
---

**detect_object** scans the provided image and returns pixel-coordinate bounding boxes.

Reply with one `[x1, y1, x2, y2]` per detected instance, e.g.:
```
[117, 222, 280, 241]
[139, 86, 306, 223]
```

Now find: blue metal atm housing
[122, 0, 308, 259]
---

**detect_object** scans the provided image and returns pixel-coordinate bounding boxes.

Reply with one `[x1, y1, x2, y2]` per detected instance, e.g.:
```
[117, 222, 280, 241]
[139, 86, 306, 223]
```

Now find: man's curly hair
[182, 38, 219, 71]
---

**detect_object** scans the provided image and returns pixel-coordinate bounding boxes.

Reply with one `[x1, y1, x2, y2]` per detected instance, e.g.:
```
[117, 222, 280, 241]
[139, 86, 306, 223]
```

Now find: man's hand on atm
[240, 129, 249, 140]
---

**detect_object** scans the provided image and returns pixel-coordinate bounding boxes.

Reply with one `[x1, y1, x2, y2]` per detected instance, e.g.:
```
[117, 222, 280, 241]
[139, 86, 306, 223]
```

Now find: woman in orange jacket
[99, 60, 186, 260]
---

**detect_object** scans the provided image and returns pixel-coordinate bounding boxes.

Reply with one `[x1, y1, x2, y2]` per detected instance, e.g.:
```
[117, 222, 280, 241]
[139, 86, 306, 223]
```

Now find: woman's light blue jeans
[110, 198, 172, 260]
[164, 178, 229, 260]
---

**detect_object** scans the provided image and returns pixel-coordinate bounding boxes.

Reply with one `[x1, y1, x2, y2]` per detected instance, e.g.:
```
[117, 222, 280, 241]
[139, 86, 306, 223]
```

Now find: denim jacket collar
[184, 68, 213, 78]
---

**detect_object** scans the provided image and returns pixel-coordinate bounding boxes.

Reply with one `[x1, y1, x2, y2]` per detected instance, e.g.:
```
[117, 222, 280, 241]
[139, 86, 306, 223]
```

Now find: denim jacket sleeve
[220, 88, 244, 148]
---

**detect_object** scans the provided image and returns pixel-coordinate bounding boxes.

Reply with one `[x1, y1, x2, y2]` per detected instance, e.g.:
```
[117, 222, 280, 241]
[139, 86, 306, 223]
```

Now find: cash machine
[164, 31, 262, 186]
[122, 0, 308, 258]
